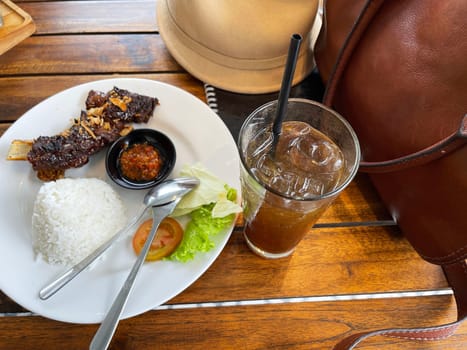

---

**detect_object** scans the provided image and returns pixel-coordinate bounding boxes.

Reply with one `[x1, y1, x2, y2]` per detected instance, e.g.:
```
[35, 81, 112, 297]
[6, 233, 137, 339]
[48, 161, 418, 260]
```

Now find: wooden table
[0, 1, 465, 349]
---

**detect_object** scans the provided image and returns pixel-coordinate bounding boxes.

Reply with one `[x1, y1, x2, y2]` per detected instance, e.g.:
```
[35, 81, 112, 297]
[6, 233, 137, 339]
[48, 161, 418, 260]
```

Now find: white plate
[0, 78, 240, 324]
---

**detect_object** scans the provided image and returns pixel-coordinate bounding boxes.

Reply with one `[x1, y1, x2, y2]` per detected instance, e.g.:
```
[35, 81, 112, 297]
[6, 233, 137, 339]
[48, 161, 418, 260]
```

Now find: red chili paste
[119, 143, 162, 181]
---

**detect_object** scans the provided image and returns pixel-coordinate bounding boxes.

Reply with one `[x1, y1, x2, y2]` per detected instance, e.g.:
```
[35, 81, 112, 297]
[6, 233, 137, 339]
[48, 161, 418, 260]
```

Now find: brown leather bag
[314, 0, 467, 348]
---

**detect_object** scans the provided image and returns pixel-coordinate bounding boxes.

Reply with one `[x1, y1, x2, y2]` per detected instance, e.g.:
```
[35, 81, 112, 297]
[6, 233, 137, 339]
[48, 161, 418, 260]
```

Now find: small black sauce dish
[105, 128, 176, 190]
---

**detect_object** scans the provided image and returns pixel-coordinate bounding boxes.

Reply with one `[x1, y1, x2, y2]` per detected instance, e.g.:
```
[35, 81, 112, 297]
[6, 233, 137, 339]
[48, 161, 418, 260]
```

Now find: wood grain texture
[0, 0, 36, 55]
[0, 74, 204, 122]
[0, 34, 181, 75]
[169, 225, 448, 304]
[1, 226, 448, 314]
[0, 123, 10, 134]
[19, 0, 159, 34]
[1, 1, 465, 349]
[0, 296, 464, 350]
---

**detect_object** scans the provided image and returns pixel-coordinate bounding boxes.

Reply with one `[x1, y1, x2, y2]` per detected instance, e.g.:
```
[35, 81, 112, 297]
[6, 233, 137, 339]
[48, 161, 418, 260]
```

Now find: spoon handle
[39, 204, 148, 300]
[89, 202, 177, 350]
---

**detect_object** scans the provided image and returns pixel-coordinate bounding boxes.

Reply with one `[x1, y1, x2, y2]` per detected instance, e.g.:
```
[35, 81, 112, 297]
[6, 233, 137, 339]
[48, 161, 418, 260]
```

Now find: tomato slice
[132, 217, 183, 261]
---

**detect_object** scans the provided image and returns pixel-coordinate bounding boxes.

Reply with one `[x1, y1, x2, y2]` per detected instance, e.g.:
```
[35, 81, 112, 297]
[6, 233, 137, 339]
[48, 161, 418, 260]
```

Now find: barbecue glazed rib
[27, 87, 159, 181]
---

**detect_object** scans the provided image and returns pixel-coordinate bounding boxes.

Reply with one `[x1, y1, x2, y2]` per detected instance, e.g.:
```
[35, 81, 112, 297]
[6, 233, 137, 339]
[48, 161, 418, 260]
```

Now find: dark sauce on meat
[27, 87, 159, 181]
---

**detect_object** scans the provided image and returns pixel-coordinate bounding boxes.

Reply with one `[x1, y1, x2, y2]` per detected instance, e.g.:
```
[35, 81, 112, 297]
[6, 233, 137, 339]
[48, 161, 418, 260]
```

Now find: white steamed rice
[32, 178, 126, 265]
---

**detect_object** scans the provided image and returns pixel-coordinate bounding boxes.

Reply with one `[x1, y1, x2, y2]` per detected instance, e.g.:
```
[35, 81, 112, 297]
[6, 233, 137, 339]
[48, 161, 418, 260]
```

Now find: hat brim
[157, 0, 322, 94]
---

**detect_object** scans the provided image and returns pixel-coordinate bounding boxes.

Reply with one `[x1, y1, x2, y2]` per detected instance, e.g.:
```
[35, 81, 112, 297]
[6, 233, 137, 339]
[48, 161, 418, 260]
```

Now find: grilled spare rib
[26, 87, 159, 181]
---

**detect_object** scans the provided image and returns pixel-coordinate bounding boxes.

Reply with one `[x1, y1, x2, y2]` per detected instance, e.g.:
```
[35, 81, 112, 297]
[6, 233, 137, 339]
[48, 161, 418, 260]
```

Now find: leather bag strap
[322, 0, 385, 107]
[322, 0, 467, 348]
[360, 115, 466, 173]
[332, 260, 467, 350]
[322, 0, 467, 174]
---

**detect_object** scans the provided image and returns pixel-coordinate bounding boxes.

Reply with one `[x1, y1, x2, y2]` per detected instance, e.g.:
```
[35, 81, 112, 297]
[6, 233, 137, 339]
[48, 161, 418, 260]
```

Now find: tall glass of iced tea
[238, 99, 360, 258]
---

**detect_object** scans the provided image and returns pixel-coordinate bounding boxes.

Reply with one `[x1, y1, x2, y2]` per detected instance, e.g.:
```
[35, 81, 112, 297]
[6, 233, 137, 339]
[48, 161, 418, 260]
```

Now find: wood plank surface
[0, 74, 204, 122]
[0, 34, 181, 75]
[19, 0, 159, 34]
[0, 225, 448, 314]
[170, 226, 448, 304]
[1, 1, 465, 349]
[0, 296, 463, 350]
[0, 123, 10, 134]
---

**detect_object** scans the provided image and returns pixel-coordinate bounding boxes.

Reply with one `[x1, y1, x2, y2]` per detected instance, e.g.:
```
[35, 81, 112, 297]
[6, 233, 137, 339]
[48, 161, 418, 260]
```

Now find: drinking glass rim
[238, 98, 361, 201]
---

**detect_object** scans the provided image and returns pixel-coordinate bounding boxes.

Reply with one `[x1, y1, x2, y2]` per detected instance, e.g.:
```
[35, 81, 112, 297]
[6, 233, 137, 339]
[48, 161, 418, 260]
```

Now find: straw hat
[157, 0, 322, 94]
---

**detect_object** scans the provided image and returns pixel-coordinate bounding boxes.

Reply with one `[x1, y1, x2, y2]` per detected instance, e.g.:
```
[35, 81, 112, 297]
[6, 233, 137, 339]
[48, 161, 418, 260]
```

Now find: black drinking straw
[272, 34, 302, 148]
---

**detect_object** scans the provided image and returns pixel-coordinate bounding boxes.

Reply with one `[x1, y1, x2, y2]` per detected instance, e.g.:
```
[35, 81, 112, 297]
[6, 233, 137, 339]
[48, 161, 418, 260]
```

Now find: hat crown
[158, 0, 322, 93]
[166, 0, 319, 59]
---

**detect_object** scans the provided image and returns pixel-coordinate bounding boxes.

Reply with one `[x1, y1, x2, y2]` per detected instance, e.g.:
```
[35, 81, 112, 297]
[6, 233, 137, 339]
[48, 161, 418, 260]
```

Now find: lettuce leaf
[167, 164, 242, 262]
[167, 203, 235, 262]
[171, 163, 242, 217]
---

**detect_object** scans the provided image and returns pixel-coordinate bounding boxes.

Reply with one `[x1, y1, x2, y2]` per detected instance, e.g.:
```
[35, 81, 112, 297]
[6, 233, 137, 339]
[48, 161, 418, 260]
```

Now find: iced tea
[238, 99, 360, 258]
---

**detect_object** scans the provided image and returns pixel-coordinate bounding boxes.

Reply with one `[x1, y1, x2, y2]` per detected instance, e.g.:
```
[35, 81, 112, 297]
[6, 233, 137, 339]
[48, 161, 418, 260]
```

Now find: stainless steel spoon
[89, 177, 199, 350]
[39, 177, 199, 300]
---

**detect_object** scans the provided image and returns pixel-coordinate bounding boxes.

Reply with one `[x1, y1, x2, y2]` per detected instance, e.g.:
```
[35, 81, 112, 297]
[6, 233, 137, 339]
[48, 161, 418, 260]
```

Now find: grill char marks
[27, 87, 159, 181]
[86, 87, 157, 123]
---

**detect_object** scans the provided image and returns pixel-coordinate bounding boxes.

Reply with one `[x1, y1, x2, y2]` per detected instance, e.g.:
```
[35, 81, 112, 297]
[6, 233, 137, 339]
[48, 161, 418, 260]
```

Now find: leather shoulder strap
[359, 115, 467, 173]
[322, 0, 466, 173]
[333, 260, 467, 350]
[322, 0, 385, 107]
